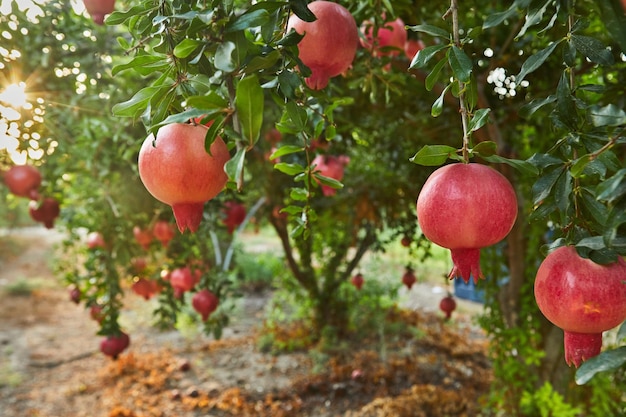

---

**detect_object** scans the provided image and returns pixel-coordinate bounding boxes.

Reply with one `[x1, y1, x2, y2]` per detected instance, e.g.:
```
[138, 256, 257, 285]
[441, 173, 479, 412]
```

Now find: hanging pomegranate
[439, 294, 457, 321]
[138, 123, 230, 233]
[222, 201, 247, 234]
[360, 17, 408, 57]
[3, 164, 41, 200]
[534, 246, 626, 367]
[100, 331, 130, 359]
[351, 273, 364, 290]
[416, 163, 517, 284]
[133, 226, 153, 250]
[402, 266, 417, 290]
[152, 220, 176, 247]
[311, 154, 350, 196]
[192, 289, 219, 321]
[287, 1, 359, 89]
[82, 0, 116, 25]
[29, 197, 61, 229]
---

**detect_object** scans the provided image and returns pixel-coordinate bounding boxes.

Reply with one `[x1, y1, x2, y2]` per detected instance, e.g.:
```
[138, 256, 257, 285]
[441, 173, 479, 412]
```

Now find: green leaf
[244, 50, 281, 73]
[224, 147, 246, 187]
[570, 154, 591, 178]
[431, 84, 451, 117]
[575, 346, 626, 385]
[205, 115, 226, 154]
[290, 187, 308, 201]
[425, 57, 446, 91]
[409, 145, 458, 166]
[482, 154, 539, 175]
[173, 39, 202, 59]
[580, 187, 608, 226]
[289, 0, 316, 22]
[576, 236, 606, 250]
[185, 92, 229, 112]
[112, 55, 166, 76]
[225, 9, 270, 32]
[589, 104, 626, 127]
[471, 141, 497, 157]
[285, 101, 308, 131]
[448, 45, 473, 83]
[570, 34, 614, 66]
[468, 108, 491, 132]
[112, 86, 163, 118]
[595, 0, 626, 53]
[406, 24, 450, 39]
[274, 162, 305, 176]
[516, 40, 562, 83]
[313, 173, 343, 190]
[596, 169, 626, 202]
[519, 95, 556, 119]
[409, 44, 448, 69]
[235, 75, 264, 147]
[532, 166, 563, 205]
[483, 4, 519, 29]
[215, 41, 237, 72]
[555, 168, 572, 214]
[106, 5, 150, 25]
[618, 322, 626, 342]
[269, 145, 304, 160]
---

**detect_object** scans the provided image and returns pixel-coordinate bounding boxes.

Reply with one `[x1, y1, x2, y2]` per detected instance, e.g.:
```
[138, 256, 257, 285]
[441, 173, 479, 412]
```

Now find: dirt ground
[0, 227, 491, 417]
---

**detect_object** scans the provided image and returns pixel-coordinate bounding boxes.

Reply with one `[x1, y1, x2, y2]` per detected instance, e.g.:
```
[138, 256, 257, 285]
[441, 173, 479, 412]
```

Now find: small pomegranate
[82, 0, 115, 25]
[222, 201, 246, 234]
[132, 278, 159, 300]
[402, 267, 417, 290]
[138, 123, 230, 233]
[69, 286, 81, 304]
[100, 331, 130, 359]
[400, 236, 411, 248]
[170, 266, 200, 293]
[351, 273, 364, 290]
[361, 17, 408, 57]
[86, 231, 106, 249]
[89, 304, 104, 323]
[192, 289, 219, 321]
[439, 294, 457, 320]
[534, 246, 626, 367]
[29, 197, 61, 229]
[152, 220, 176, 247]
[404, 39, 425, 61]
[133, 226, 153, 250]
[287, 1, 359, 89]
[130, 257, 148, 274]
[416, 163, 517, 284]
[3, 165, 41, 200]
[312, 154, 350, 196]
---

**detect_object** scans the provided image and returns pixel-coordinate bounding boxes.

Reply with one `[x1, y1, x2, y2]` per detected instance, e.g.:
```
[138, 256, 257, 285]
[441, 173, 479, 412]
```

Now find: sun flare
[0, 82, 28, 108]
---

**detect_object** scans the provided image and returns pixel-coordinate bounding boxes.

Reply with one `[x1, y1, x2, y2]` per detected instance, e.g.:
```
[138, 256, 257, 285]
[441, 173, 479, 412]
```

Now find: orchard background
[0, 0, 625, 416]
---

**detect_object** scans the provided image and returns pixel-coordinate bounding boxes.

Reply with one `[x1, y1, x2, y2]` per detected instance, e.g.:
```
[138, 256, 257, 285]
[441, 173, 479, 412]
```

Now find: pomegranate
[287, 1, 359, 89]
[222, 201, 246, 234]
[82, 0, 115, 25]
[439, 294, 457, 320]
[69, 286, 81, 304]
[138, 123, 230, 233]
[3, 164, 41, 200]
[312, 154, 350, 196]
[86, 231, 106, 249]
[402, 267, 417, 290]
[170, 266, 200, 293]
[534, 246, 626, 367]
[130, 257, 148, 274]
[29, 197, 60, 229]
[100, 331, 130, 359]
[361, 17, 407, 57]
[400, 236, 411, 248]
[192, 289, 219, 321]
[133, 226, 153, 250]
[132, 278, 159, 300]
[404, 39, 425, 61]
[89, 304, 104, 323]
[152, 220, 176, 247]
[351, 273, 364, 290]
[416, 163, 517, 284]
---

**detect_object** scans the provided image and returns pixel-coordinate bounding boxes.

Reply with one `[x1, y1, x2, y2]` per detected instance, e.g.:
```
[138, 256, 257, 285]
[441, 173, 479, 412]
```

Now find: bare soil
[0, 228, 491, 417]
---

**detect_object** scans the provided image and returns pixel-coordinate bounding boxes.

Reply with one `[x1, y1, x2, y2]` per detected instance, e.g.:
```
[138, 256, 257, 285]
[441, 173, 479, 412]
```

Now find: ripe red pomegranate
[138, 123, 230, 233]
[100, 331, 130, 359]
[130, 257, 147, 274]
[3, 165, 41, 200]
[404, 39, 425, 61]
[351, 273, 364, 290]
[170, 266, 200, 293]
[152, 220, 176, 247]
[400, 236, 411, 247]
[192, 289, 219, 321]
[439, 294, 457, 320]
[361, 17, 408, 57]
[287, 1, 359, 89]
[69, 286, 81, 304]
[132, 278, 159, 300]
[82, 0, 115, 25]
[416, 163, 517, 284]
[86, 231, 106, 249]
[402, 267, 417, 290]
[534, 246, 626, 367]
[222, 201, 246, 234]
[89, 304, 104, 323]
[312, 154, 350, 196]
[133, 226, 153, 250]
[29, 197, 60, 229]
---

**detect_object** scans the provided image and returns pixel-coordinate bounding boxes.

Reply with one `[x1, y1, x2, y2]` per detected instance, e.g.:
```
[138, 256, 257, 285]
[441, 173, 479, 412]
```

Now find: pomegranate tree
[361, 17, 408, 57]
[287, 1, 359, 90]
[3, 164, 42, 200]
[439, 294, 457, 321]
[402, 266, 417, 290]
[29, 197, 60, 229]
[416, 163, 518, 283]
[534, 246, 626, 367]
[138, 123, 230, 233]
[192, 289, 219, 321]
[100, 331, 130, 359]
[312, 154, 350, 196]
[351, 273, 364, 290]
[82, 0, 116, 25]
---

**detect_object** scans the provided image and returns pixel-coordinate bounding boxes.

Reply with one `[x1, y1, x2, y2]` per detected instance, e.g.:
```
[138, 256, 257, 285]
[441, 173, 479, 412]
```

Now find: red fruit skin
[133, 226, 153, 250]
[86, 231, 106, 249]
[138, 123, 230, 233]
[222, 201, 247, 234]
[400, 236, 411, 247]
[170, 267, 199, 293]
[351, 273, 364, 290]
[192, 289, 219, 321]
[287, 1, 359, 90]
[132, 278, 158, 300]
[416, 163, 517, 283]
[152, 220, 176, 247]
[82, 0, 115, 25]
[100, 331, 130, 359]
[534, 246, 626, 367]
[69, 287, 81, 304]
[29, 197, 61, 229]
[3, 165, 42, 200]
[89, 304, 104, 323]
[312, 154, 350, 196]
[404, 39, 425, 61]
[361, 17, 408, 57]
[402, 269, 417, 290]
[439, 295, 457, 320]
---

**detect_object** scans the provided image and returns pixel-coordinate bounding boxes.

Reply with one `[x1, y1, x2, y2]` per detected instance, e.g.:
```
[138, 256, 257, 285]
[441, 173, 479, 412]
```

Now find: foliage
[520, 381, 582, 417]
